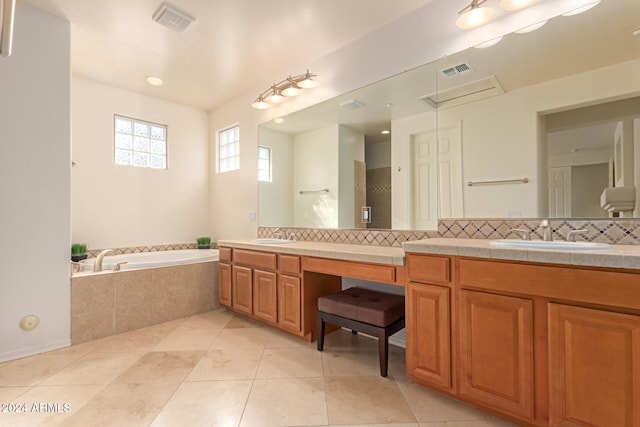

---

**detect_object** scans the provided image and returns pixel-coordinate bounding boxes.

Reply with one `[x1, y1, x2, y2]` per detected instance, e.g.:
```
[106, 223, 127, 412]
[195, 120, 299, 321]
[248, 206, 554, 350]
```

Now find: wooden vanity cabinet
[458, 290, 534, 419]
[406, 254, 454, 392]
[406, 253, 640, 426]
[232, 265, 254, 315]
[218, 247, 232, 307]
[218, 247, 304, 336]
[277, 254, 302, 334]
[548, 303, 640, 426]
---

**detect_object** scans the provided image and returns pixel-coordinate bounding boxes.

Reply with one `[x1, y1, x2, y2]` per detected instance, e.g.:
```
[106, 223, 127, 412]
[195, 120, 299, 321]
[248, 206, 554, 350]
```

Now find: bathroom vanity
[218, 237, 640, 426]
[403, 238, 640, 427]
[217, 240, 404, 341]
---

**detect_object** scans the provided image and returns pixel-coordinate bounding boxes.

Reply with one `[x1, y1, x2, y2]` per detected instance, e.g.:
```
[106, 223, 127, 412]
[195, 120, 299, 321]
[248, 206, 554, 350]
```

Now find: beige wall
[0, 4, 71, 361]
[72, 76, 210, 249]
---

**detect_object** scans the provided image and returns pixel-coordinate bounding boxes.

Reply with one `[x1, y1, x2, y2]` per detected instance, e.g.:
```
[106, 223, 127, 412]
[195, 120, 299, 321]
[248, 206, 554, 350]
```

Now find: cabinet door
[232, 265, 253, 315]
[549, 304, 640, 426]
[406, 282, 451, 390]
[278, 275, 301, 334]
[219, 262, 232, 307]
[253, 269, 278, 324]
[459, 290, 533, 419]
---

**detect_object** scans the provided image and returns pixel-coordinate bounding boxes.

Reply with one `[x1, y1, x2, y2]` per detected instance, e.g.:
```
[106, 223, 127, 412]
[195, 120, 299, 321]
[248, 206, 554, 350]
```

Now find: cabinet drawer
[219, 247, 232, 262]
[233, 249, 277, 270]
[407, 254, 451, 284]
[279, 254, 300, 275]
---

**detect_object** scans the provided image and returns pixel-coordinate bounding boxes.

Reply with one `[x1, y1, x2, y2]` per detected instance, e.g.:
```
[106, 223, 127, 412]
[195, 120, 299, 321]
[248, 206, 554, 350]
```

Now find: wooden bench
[316, 287, 405, 377]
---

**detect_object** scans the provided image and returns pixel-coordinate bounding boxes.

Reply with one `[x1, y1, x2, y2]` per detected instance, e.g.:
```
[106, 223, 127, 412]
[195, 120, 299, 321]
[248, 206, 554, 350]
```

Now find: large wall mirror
[259, 0, 640, 230]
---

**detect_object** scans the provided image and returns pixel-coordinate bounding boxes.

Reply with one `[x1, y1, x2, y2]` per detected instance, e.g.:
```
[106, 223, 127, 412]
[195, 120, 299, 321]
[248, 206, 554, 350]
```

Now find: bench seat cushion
[317, 287, 405, 327]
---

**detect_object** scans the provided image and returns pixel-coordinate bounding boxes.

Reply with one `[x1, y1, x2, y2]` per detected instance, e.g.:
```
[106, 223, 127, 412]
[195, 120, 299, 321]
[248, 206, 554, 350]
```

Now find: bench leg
[317, 311, 325, 351]
[378, 328, 389, 377]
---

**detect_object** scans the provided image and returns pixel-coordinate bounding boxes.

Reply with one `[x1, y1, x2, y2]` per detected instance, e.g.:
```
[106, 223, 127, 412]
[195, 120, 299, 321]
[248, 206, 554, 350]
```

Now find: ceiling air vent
[440, 62, 473, 78]
[153, 3, 195, 32]
[339, 99, 365, 110]
[417, 75, 504, 110]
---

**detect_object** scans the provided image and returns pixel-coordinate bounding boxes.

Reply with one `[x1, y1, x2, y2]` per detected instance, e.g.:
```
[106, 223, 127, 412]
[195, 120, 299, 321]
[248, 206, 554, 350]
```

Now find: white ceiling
[17, 0, 435, 111]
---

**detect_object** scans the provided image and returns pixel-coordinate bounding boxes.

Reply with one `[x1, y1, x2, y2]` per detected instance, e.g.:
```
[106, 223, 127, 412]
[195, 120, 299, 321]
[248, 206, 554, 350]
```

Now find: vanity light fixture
[632, 28, 640, 37]
[500, 0, 536, 11]
[562, 0, 600, 16]
[515, 20, 548, 33]
[456, 0, 495, 30]
[251, 70, 318, 109]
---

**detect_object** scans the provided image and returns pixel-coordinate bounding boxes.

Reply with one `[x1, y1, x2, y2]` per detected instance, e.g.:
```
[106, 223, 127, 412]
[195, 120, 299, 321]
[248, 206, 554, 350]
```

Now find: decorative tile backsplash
[438, 218, 640, 245]
[85, 218, 640, 258]
[260, 218, 640, 247]
[86, 242, 205, 258]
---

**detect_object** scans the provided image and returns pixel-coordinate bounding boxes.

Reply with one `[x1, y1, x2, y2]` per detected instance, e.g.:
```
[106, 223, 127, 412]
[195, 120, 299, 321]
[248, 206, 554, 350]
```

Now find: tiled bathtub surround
[86, 243, 211, 259]
[71, 262, 218, 344]
[260, 218, 640, 247]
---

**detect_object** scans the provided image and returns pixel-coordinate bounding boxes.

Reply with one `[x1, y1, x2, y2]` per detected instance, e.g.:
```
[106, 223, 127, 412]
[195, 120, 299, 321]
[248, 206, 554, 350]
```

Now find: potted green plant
[71, 243, 88, 262]
[196, 236, 211, 249]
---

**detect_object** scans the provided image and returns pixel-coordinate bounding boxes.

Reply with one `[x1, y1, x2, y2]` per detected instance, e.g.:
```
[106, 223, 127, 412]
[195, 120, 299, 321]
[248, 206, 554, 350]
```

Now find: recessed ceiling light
[273, 117, 284, 124]
[562, 0, 600, 17]
[381, 130, 390, 135]
[146, 76, 164, 86]
[385, 103, 394, 108]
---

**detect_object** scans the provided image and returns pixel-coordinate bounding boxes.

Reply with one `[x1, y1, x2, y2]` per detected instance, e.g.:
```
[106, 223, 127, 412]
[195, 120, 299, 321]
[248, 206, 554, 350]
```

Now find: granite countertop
[403, 238, 640, 270]
[217, 239, 405, 266]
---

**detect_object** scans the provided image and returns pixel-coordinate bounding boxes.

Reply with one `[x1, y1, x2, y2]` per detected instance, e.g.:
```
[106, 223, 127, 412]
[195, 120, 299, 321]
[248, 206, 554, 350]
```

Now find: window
[114, 115, 167, 169]
[258, 146, 271, 182]
[218, 125, 240, 172]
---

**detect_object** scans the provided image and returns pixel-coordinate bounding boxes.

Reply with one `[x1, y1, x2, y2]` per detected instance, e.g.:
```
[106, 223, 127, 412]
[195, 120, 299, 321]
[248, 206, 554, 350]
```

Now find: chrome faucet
[94, 249, 114, 272]
[510, 228, 531, 240]
[273, 228, 295, 240]
[539, 219, 553, 241]
[566, 229, 588, 242]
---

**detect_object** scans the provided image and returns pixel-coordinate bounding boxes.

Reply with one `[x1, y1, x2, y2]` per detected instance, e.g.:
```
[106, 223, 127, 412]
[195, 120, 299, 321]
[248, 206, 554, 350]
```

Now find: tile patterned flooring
[0, 309, 515, 426]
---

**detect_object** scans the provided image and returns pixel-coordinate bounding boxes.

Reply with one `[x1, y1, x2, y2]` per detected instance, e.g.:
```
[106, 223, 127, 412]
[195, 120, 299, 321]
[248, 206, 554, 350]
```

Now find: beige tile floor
[0, 309, 516, 426]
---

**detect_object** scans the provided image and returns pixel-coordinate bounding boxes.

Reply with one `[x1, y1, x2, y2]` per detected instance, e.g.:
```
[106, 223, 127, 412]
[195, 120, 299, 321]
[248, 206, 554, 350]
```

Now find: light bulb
[456, 6, 495, 29]
[281, 80, 301, 97]
[298, 71, 318, 89]
[265, 86, 284, 103]
[500, 0, 536, 11]
[251, 95, 270, 109]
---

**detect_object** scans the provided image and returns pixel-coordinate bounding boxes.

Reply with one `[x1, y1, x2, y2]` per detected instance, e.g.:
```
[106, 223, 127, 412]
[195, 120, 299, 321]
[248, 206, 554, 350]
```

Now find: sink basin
[490, 239, 610, 250]
[251, 238, 296, 244]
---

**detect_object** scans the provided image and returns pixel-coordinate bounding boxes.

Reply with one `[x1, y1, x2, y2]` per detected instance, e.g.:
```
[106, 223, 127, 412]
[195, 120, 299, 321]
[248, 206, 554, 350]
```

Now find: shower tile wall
[366, 167, 391, 229]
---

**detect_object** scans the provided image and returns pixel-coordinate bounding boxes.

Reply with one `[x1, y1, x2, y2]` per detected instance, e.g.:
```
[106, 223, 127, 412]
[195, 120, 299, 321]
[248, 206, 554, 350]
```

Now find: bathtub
[79, 249, 219, 272]
[71, 248, 219, 344]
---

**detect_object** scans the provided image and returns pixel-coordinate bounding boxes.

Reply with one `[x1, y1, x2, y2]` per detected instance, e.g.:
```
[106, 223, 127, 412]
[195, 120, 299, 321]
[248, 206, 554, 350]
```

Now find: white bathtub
[80, 249, 219, 272]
